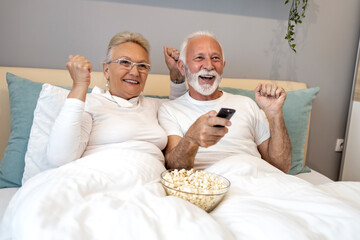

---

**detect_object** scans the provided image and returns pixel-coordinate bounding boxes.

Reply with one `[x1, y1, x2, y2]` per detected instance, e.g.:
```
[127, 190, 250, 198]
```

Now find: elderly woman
[46, 32, 186, 167]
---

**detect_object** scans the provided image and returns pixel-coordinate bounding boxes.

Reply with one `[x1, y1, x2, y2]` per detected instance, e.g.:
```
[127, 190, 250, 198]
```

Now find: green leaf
[284, 0, 308, 53]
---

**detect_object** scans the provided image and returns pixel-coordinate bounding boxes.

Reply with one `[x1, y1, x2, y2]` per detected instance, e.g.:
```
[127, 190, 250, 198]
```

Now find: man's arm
[163, 46, 188, 100]
[164, 135, 198, 169]
[164, 111, 230, 169]
[164, 46, 185, 84]
[255, 83, 292, 173]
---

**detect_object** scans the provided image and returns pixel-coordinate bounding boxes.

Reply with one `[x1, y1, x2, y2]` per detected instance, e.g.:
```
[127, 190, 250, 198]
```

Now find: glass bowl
[160, 169, 230, 212]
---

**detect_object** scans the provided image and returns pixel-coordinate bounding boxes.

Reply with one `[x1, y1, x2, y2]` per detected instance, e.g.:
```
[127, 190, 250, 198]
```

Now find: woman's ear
[103, 62, 110, 80]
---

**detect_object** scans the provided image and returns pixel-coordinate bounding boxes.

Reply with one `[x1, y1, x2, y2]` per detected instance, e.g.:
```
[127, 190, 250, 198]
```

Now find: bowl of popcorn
[160, 169, 230, 212]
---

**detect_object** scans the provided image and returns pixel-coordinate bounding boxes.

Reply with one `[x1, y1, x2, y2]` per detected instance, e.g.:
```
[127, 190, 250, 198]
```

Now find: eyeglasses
[107, 58, 151, 73]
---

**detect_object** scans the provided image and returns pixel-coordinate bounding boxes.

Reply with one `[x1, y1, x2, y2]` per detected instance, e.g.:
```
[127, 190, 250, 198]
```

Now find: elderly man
[159, 31, 291, 173]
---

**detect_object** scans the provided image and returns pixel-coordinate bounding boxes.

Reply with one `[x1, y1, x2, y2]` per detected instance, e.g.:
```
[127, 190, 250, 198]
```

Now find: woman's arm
[66, 54, 92, 102]
[46, 55, 93, 167]
[46, 99, 92, 167]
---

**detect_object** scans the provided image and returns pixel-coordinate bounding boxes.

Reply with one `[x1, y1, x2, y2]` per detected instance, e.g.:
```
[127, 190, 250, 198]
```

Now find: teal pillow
[0, 73, 87, 188]
[0, 73, 43, 188]
[220, 86, 320, 175]
[144, 95, 169, 99]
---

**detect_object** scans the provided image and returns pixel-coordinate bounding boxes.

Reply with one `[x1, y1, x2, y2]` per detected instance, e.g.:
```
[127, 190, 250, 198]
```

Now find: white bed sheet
[0, 188, 18, 222]
[296, 169, 333, 185]
[1, 150, 359, 240]
[0, 168, 334, 223]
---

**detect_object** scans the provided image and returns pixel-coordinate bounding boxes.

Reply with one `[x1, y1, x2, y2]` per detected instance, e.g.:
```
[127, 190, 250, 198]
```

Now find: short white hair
[179, 30, 225, 64]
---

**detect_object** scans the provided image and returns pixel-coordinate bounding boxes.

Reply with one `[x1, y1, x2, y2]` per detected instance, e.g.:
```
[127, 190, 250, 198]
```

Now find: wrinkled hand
[163, 46, 184, 83]
[254, 83, 286, 116]
[66, 55, 92, 86]
[185, 111, 230, 148]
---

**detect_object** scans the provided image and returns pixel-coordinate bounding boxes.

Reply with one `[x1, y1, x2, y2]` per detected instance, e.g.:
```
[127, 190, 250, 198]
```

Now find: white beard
[185, 67, 222, 96]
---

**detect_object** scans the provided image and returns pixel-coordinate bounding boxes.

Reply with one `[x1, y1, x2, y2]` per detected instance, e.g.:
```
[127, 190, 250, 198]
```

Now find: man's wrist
[170, 76, 185, 84]
[171, 79, 185, 84]
[183, 133, 200, 150]
[265, 110, 284, 122]
[170, 72, 185, 84]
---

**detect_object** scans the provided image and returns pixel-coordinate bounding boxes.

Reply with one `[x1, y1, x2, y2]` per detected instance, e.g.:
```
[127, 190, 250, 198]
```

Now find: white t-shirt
[47, 83, 186, 167]
[158, 91, 270, 169]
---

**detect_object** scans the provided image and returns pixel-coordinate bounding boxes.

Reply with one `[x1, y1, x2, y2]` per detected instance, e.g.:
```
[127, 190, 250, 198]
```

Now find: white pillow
[22, 84, 69, 184]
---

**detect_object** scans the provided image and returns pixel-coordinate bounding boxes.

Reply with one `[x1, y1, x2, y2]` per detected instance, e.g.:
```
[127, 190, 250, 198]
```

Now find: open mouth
[123, 79, 140, 84]
[199, 75, 215, 81]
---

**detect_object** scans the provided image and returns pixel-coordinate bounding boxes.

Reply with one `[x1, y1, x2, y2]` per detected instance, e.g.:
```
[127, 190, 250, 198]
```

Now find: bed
[1, 66, 358, 239]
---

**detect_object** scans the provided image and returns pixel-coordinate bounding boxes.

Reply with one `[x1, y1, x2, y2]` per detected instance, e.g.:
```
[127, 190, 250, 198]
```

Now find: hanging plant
[284, 0, 308, 53]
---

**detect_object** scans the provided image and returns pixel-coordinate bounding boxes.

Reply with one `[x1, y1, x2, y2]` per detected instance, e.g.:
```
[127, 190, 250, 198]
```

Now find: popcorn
[161, 169, 230, 212]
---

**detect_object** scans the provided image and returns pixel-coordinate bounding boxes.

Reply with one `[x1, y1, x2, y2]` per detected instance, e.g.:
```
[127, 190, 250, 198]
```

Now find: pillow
[220, 87, 320, 175]
[0, 73, 83, 188]
[0, 73, 43, 188]
[22, 84, 70, 183]
[144, 95, 169, 99]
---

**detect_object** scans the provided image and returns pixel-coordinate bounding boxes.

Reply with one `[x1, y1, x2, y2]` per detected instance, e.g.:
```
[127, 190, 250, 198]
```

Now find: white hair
[104, 31, 150, 63]
[179, 30, 225, 64]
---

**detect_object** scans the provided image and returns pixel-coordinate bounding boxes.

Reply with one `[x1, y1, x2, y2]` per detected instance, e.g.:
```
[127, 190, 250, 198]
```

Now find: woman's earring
[106, 79, 109, 90]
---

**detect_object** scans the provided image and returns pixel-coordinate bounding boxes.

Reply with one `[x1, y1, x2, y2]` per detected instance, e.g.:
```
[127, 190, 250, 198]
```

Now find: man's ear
[177, 60, 185, 77]
[103, 63, 110, 80]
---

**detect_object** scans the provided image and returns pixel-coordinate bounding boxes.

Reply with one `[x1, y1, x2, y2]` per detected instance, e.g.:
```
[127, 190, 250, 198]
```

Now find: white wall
[341, 102, 360, 181]
[340, 39, 360, 181]
[1, 0, 359, 180]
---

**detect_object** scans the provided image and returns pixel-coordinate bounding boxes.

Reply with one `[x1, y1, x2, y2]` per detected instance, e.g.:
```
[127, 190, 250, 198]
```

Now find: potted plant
[285, 0, 308, 53]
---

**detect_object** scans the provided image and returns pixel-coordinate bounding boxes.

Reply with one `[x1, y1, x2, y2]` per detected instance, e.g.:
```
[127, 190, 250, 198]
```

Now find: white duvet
[1, 149, 360, 240]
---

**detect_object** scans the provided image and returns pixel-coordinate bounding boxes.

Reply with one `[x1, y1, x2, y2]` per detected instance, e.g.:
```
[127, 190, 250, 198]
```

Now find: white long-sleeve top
[47, 82, 187, 167]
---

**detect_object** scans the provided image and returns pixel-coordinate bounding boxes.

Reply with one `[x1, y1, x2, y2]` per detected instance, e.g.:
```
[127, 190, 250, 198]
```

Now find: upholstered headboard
[0, 66, 309, 165]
